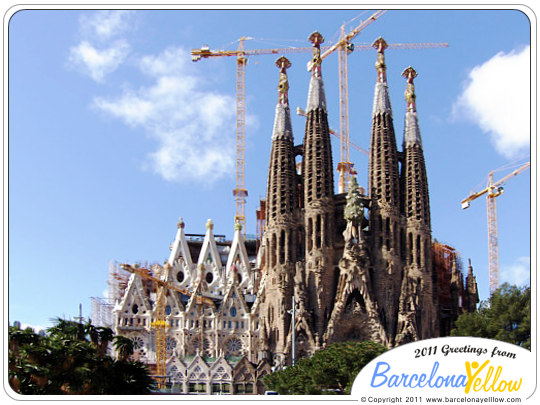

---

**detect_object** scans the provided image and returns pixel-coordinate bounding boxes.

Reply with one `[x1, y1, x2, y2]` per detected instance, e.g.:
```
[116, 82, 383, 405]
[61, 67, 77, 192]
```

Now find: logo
[352, 337, 532, 400]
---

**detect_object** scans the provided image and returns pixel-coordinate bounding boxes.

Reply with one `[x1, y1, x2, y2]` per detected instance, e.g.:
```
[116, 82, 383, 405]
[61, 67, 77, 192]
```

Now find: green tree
[113, 335, 135, 361]
[262, 341, 387, 395]
[8, 319, 155, 394]
[451, 283, 530, 349]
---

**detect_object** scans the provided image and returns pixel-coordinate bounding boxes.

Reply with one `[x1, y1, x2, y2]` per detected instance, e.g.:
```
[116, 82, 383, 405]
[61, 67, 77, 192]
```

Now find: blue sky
[7, 7, 533, 331]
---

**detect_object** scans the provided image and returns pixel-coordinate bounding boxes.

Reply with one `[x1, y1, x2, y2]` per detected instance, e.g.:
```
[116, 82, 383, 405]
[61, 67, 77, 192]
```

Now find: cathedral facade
[110, 33, 478, 394]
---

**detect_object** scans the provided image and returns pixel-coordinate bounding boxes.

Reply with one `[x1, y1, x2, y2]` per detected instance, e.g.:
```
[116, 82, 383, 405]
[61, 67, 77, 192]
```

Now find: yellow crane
[318, 11, 387, 193]
[120, 263, 215, 389]
[191, 37, 317, 234]
[461, 161, 530, 294]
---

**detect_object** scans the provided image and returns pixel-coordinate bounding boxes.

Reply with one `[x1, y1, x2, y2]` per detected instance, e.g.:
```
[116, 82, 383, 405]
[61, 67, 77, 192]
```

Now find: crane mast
[233, 38, 248, 233]
[461, 161, 530, 294]
[119, 263, 215, 389]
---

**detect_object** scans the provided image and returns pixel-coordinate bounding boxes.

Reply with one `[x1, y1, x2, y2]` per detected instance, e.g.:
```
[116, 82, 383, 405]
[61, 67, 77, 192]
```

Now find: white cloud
[79, 10, 133, 41]
[453, 46, 530, 158]
[68, 11, 133, 82]
[94, 47, 236, 184]
[69, 12, 237, 184]
[68, 40, 130, 82]
[500, 256, 530, 287]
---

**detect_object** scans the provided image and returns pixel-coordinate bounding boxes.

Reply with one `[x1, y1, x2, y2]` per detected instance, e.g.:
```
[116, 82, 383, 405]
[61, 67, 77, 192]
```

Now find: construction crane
[119, 263, 215, 389]
[191, 38, 319, 234]
[319, 19, 450, 192]
[460, 161, 530, 295]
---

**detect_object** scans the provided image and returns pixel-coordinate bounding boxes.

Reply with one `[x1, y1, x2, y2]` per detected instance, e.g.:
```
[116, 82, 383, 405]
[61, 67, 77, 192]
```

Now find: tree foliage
[262, 341, 387, 395]
[8, 319, 155, 394]
[344, 176, 365, 225]
[451, 283, 530, 349]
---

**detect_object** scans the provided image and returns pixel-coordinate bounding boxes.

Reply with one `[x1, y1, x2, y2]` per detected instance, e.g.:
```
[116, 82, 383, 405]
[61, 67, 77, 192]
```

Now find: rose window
[166, 337, 177, 356]
[225, 337, 243, 355]
[132, 336, 144, 350]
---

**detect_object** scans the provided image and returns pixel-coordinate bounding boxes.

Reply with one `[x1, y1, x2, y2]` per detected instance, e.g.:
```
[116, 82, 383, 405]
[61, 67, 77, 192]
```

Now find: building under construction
[93, 32, 479, 394]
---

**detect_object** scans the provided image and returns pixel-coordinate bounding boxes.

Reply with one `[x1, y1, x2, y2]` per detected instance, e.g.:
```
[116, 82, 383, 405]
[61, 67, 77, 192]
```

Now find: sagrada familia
[107, 33, 479, 394]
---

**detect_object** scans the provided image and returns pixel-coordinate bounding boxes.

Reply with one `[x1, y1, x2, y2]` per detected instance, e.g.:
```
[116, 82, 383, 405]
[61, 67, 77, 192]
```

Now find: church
[108, 32, 479, 394]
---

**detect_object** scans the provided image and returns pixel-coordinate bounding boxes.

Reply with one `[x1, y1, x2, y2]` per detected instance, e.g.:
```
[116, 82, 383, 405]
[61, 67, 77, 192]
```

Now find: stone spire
[272, 56, 293, 141]
[266, 56, 298, 225]
[306, 31, 327, 113]
[402, 66, 422, 149]
[261, 56, 299, 366]
[369, 37, 400, 208]
[400, 67, 436, 339]
[303, 31, 334, 206]
[372, 37, 392, 116]
[464, 259, 479, 312]
[301, 31, 336, 350]
[368, 36, 402, 342]
[401, 67, 430, 228]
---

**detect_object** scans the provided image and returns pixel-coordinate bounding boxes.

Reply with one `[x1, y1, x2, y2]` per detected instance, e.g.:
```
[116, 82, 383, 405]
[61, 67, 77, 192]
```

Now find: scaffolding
[90, 261, 129, 328]
[432, 242, 464, 336]
[90, 296, 113, 328]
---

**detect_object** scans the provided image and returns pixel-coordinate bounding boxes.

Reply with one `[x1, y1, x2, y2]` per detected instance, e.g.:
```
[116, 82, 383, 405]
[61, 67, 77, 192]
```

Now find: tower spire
[306, 31, 327, 113]
[272, 56, 293, 141]
[261, 56, 299, 366]
[371, 37, 392, 116]
[399, 67, 435, 340]
[402, 66, 422, 149]
[368, 35, 401, 341]
[373, 37, 388, 84]
[302, 30, 336, 349]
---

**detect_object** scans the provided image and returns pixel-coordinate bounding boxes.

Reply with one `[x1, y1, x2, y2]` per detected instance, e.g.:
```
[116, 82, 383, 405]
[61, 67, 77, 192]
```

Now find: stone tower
[464, 259, 479, 312]
[396, 66, 437, 343]
[259, 56, 299, 365]
[368, 37, 403, 340]
[301, 32, 337, 349]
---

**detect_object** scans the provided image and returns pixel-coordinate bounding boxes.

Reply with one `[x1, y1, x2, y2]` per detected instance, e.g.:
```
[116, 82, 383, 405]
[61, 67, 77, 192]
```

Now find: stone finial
[206, 219, 214, 230]
[177, 217, 185, 229]
[372, 37, 388, 84]
[308, 31, 324, 77]
[275, 56, 291, 105]
[402, 66, 418, 112]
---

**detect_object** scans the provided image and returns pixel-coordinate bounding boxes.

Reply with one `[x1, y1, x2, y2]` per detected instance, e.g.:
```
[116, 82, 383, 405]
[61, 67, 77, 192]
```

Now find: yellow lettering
[464, 361, 522, 394]
[509, 379, 522, 392]
[482, 365, 494, 392]
[465, 360, 490, 394]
